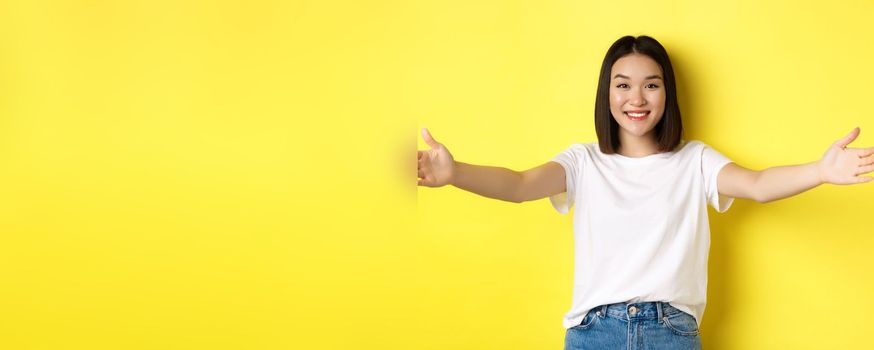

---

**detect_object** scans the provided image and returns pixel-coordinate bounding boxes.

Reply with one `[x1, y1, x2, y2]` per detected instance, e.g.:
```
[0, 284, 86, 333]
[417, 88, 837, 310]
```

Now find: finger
[418, 150, 423, 160]
[417, 177, 431, 186]
[856, 164, 874, 175]
[861, 156, 874, 167]
[859, 147, 874, 158]
[856, 176, 873, 184]
[418, 169, 425, 178]
[835, 127, 860, 149]
[421, 128, 440, 149]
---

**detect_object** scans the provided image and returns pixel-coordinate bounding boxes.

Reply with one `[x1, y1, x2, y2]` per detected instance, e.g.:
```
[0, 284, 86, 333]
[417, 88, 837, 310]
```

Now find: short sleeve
[701, 143, 734, 213]
[548, 145, 583, 215]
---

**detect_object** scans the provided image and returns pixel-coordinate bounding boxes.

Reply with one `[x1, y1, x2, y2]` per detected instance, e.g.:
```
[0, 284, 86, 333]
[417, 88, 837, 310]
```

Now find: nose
[629, 88, 646, 107]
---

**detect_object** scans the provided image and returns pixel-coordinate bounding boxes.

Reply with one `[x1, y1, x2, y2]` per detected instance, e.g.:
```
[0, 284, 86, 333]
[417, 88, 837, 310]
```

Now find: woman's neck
[617, 131, 659, 158]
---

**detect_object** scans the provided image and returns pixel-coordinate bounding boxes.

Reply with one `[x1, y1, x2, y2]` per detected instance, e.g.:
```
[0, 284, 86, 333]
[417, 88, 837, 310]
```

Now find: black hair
[594, 35, 683, 154]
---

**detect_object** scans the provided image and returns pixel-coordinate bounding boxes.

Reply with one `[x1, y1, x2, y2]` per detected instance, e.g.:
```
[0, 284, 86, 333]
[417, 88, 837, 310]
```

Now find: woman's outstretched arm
[718, 127, 874, 203]
[417, 128, 566, 203]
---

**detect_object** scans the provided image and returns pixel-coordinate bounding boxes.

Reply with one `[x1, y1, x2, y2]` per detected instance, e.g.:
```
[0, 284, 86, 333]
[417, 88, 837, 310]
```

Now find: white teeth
[626, 112, 648, 117]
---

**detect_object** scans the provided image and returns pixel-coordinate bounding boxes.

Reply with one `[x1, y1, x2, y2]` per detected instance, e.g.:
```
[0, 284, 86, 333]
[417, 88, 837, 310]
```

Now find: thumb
[835, 127, 860, 149]
[421, 128, 441, 148]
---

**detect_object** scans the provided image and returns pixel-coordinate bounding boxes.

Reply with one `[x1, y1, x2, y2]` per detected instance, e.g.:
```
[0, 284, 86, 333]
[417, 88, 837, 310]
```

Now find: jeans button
[629, 306, 638, 315]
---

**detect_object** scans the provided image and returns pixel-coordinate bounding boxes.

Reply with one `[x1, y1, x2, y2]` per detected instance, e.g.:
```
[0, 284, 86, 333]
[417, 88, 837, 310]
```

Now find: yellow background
[0, 0, 872, 349]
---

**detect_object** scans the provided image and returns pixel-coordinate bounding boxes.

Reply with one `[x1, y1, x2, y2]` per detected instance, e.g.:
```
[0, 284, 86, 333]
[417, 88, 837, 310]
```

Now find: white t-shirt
[549, 139, 734, 330]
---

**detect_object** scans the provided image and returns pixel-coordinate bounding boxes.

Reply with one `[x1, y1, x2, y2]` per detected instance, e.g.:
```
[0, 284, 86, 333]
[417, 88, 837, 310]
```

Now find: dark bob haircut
[594, 35, 683, 154]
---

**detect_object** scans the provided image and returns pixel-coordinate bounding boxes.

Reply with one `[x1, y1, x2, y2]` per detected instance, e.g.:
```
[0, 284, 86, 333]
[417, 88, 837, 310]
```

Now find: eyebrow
[613, 74, 663, 80]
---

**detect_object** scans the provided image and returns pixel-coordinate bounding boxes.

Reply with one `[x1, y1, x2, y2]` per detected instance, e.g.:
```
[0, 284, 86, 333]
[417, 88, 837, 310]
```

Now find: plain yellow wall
[0, 0, 872, 349]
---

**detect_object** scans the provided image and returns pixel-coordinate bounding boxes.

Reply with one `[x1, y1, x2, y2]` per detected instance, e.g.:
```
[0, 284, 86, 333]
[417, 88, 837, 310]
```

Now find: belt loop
[656, 301, 664, 322]
[600, 304, 608, 318]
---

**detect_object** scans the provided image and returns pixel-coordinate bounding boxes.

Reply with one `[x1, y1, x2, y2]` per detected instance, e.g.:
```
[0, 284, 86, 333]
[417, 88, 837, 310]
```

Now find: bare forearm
[450, 161, 523, 203]
[754, 161, 824, 203]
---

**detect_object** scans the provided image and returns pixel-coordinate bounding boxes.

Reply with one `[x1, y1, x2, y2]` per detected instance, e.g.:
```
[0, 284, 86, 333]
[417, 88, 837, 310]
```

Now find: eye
[615, 83, 629, 88]
[647, 83, 660, 89]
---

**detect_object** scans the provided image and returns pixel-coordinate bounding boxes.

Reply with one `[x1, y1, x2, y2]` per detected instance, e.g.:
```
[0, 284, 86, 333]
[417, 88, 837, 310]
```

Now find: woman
[416, 35, 873, 349]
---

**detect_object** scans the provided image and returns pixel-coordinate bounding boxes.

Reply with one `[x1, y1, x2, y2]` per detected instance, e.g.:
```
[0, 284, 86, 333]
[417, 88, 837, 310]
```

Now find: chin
[620, 125, 656, 137]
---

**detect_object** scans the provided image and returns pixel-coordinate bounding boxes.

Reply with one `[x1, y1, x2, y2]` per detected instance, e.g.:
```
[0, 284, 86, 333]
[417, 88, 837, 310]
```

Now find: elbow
[510, 185, 526, 203]
[510, 189, 529, 203]
[749, 177, 772, 203]
[753, 193, 774, 204]
[510, 194, 526, 204]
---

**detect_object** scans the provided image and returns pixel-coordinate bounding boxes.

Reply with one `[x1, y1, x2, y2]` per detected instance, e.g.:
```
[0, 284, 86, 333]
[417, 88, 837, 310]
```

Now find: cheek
[610, 91, 624, 107]
[644, 93, 665, 116]
[647, 90, 666, 106]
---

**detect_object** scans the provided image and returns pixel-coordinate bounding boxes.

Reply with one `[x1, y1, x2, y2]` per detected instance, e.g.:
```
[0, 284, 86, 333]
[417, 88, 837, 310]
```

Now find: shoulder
[680, 139, 705, 149]
[558, 142, 598, 155]
[552, 142, 598, 165]
[680, 140, 733, 165]
[578, 142, 601, 159]
[672, 140, 714, 164]
[676, 140, 715, 155]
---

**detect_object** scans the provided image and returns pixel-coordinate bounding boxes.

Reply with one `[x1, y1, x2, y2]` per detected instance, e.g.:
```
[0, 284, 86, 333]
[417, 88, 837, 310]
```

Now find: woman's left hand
[818, 127, 874, 185]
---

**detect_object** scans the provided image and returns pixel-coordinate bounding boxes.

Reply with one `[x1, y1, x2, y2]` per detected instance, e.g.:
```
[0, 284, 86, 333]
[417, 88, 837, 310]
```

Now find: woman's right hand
[417, 128, 456, 187]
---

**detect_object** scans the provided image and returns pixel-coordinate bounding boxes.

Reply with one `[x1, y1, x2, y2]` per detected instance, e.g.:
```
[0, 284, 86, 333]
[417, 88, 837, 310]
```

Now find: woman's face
[609, 53, 666, 139]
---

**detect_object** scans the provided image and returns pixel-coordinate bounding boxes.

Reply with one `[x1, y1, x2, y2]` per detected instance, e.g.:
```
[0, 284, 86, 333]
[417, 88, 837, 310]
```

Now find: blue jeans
[564, 301, 702, 350]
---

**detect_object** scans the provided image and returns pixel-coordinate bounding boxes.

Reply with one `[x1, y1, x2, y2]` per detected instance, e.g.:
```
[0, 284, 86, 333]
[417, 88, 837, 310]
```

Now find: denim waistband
[595, 301, 684, 321]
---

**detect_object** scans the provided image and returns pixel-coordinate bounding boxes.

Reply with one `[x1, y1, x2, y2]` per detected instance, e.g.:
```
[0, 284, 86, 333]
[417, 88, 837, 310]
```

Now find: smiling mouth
[624, 111, 650, 121]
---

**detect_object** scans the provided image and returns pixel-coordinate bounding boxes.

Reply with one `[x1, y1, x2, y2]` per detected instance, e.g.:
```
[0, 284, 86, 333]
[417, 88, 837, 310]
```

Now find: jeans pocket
[570, 309, 600, 330]
[662, 311, 699, 336]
